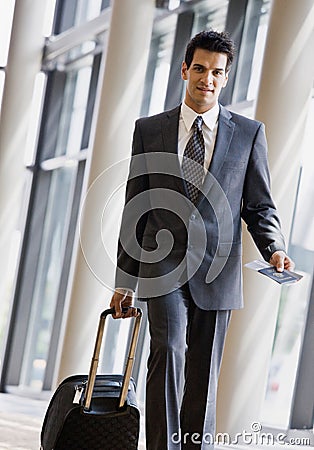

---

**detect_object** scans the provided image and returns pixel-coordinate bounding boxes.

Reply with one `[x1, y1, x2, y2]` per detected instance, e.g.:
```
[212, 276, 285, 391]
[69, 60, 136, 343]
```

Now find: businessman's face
[181, 49, 229, 113]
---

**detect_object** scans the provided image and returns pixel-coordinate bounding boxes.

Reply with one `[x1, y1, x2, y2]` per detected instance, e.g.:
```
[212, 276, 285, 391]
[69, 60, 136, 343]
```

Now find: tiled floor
[2, 393, 312, 450]
[0, 393, 146, 449]
[0, 393, 47, 450]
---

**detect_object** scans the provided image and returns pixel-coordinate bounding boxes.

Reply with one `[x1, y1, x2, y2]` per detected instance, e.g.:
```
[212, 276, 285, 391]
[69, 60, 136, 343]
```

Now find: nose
[201, 71, 214, 86]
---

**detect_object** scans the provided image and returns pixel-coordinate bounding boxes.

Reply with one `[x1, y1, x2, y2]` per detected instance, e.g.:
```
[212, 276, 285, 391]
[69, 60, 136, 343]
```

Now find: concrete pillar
[0, 0, 48, 348]
[56, 0, 155, 382]
[217, 0, 314, 436]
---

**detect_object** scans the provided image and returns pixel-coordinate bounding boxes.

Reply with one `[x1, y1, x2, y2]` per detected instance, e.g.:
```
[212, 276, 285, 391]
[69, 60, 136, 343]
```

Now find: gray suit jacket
[115, 105, 286, 310]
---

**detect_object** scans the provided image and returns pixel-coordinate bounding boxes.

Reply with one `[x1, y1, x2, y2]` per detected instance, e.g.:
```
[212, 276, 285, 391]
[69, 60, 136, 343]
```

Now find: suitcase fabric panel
[54, 406, 139, 450]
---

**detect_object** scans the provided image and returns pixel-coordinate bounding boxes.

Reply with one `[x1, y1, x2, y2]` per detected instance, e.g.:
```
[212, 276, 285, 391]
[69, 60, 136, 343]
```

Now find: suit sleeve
[241, 122, 286, 262]
[115, 120, 150, 291]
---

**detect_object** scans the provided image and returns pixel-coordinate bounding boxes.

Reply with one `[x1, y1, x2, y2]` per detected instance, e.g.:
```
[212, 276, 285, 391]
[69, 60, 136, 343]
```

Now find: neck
[184, 100, 218, 114]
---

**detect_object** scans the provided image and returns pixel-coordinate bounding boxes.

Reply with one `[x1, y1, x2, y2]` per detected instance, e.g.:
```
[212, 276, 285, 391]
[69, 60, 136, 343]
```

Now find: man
[110, 30, 294, 449]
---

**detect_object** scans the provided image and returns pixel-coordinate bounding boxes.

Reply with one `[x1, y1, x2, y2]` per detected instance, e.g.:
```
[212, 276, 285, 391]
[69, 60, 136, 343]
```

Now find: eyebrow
[192, 63, 225, 72]
[192, 63, 205, 69]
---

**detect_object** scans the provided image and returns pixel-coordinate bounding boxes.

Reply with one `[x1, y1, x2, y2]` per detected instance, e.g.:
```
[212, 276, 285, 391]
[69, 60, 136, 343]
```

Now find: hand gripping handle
[84, 307, 142, 410]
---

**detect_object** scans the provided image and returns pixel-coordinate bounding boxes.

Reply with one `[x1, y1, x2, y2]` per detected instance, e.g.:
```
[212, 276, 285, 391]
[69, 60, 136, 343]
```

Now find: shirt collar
[181, 102, 220, 132]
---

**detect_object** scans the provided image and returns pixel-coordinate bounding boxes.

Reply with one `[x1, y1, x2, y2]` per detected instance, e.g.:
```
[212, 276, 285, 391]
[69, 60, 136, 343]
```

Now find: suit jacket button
[190, 214, 196, 221]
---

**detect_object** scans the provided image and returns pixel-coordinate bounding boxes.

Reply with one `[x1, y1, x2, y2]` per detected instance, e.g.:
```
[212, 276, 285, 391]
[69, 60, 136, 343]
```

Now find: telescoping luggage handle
[84, 307, 142, 411]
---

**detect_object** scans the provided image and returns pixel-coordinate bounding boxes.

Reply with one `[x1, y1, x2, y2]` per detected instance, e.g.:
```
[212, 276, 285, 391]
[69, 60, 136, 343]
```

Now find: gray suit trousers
[146, 283, 231, 449]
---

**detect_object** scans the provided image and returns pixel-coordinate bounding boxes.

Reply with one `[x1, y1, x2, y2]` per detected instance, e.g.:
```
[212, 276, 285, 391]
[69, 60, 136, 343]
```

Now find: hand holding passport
[245, 260, 303, 284]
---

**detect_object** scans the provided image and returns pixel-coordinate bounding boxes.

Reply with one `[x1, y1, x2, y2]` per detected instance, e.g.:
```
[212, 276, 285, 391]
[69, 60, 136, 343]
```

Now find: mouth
[197, 86, 214, 94]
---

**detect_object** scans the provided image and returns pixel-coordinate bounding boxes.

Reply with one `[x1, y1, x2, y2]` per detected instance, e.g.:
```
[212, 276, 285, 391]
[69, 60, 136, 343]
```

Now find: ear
[222, 73, 229, 88]
[181, 61, 188, 81]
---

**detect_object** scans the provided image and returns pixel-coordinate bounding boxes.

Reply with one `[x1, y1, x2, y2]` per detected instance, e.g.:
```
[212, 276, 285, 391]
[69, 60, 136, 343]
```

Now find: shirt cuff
[115, 287, 135, 296]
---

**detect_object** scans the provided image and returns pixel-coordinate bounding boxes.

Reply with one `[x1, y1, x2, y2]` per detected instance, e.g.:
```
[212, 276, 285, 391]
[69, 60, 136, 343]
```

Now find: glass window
[53, 0, 109, 35]
[0, 0, 16, 67]
[0, 228, 21, 363]
[75, 0, 104, 25]
[192, 0, 228, 33]
[246, 0, 271, 101]
[43, 0, 58, 37]
[24, 72, 47, 167]
[1, 46, 102, 393]
[19, 165, 79, 389]
[101, 0, 111, 9]
[38, 58, 96, 162]
[261, 93, 314, 428]
[231, 0, 271, 104]
[141, 15, 177, 117]
[55, 65, 93, 157]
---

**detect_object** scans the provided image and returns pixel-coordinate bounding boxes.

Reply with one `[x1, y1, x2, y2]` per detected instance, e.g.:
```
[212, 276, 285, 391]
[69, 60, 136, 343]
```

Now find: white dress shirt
[178, 101, 219, 173]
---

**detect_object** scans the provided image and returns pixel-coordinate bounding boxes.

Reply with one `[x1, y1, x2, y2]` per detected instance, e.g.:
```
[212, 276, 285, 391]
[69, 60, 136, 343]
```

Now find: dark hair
[184, 30, 235, 72]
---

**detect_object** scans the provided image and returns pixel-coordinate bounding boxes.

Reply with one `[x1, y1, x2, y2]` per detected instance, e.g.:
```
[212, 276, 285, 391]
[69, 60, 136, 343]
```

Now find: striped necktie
[182, 115, 205, 204]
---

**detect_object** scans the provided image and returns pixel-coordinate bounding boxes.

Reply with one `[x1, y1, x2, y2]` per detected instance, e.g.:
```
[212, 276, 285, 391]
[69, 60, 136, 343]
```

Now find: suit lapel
[161, 106, 187, 196]
[199, 105, 235, 203]
[161, 106, 180, 155]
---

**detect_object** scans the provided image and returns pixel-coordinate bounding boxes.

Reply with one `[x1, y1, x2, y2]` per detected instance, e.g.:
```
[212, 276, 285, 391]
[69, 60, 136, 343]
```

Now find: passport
[258, 266, 303, 284]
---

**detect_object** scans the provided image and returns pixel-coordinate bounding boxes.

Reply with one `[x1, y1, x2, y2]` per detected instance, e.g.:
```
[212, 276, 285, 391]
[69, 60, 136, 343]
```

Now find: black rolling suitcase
[40, 307, 142, 450]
